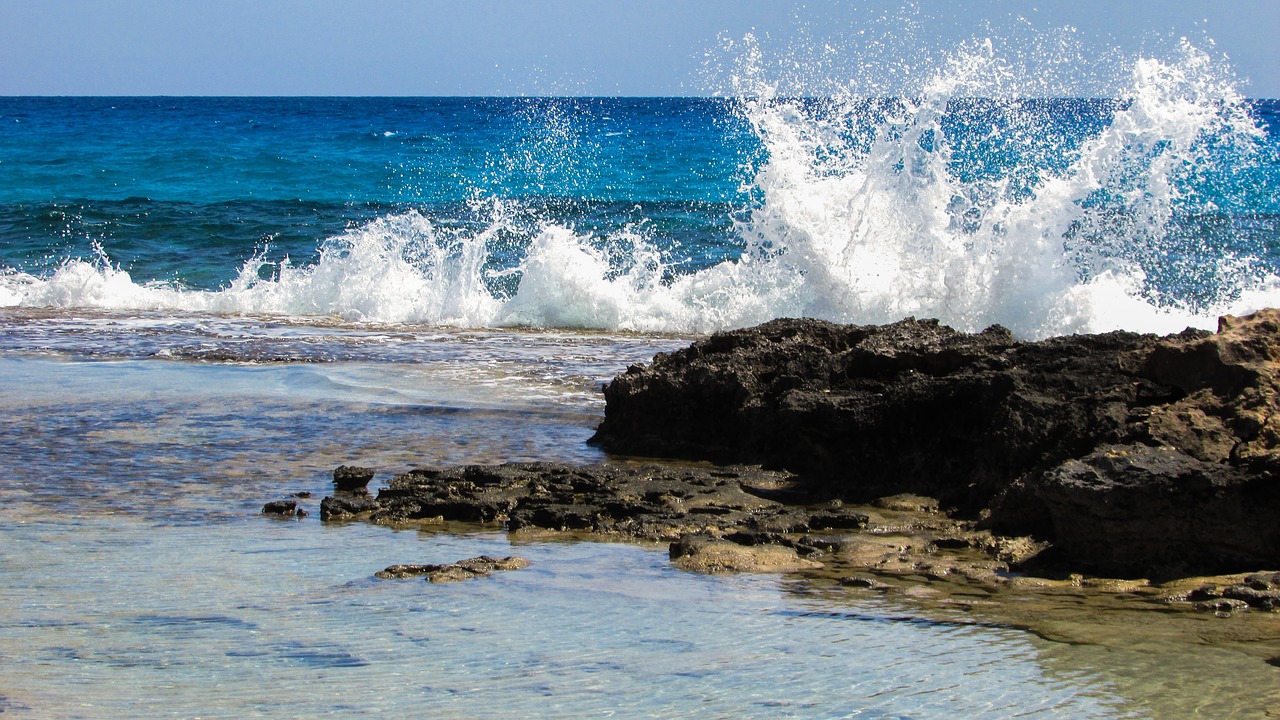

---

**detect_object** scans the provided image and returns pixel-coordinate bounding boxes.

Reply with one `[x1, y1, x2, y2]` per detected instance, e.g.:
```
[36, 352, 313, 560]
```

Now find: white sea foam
[714, 34, 1275, 338]
[2, 35, 1275, 339]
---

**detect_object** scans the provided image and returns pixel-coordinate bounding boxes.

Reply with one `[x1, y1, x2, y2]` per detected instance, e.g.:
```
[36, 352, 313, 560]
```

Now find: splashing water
[2, 35, 1277, 339]
[716, 32, 1276, 337]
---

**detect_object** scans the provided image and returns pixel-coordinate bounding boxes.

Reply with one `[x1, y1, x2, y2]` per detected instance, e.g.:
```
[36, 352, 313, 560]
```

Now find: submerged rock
[590, 311, 1280, 579]
[376, 555, 529, 583]
[669, 534, 822, 574]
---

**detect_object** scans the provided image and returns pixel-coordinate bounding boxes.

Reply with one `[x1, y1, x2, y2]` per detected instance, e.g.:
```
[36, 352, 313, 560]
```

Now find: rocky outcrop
[320, 493, 376, 520]
[350, 462, 870, 543]
[592, 316, 1168, 514]
[1026, 443, 1278, 578]
[262, 499, 299, 516]
[1023, 312, 1280, 577]
[320, 460, 1059, 581]
[1173, 571, 1280, 612]
[590, 311, 1280, 579]
[333, 465, 375, 493]
[298, 311, 1280, 582]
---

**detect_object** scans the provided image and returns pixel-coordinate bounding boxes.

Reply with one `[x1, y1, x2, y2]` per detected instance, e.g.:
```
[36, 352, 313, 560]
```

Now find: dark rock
[589, 312, 1280, 578]
[1185, 585, 1225, 602]
[262, 500, 297, 515]
[839, 574, 887, 589]
[294, 491, 312, 498]
[375, 556, 529, 583]
[368, 461, 801, 541]
[1029, 444, 1275, 578]
[297, 312, 1280, 583]
[319, 494, 377, 521]
[333, 465, 376, 493]
[1244, 571, 1280, 590]
[1221, 584, 1280, 610]
[592, 317, 1163, 516]
[316, 460, 897, 576]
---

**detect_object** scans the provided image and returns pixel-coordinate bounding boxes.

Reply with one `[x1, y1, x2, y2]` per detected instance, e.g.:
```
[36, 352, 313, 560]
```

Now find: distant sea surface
[2, 37, 1279, 719]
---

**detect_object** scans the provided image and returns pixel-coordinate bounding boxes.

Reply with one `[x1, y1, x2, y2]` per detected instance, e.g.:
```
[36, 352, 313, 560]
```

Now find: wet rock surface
[285, 312, 1280, 668]
[333, 465, 375, 493]
[316, 458, 1275, 622]
[349, 461, 870, 543]
[590, 312, 1280, 579]
[319, 493, 376, 520]
[670, 534, 823, 573]
[375, 555, 529, 583]
[1171, 572, 1280, 612]
[261, 500, 298, 516]
[324, 460, 1064, 584]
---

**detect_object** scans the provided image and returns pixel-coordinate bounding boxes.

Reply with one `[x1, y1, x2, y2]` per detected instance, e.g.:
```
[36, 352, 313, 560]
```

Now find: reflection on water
[0, 346, 1276, 718]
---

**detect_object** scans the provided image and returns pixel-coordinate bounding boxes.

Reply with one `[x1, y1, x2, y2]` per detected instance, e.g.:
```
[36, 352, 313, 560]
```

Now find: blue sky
[1, 0, 1277, 97]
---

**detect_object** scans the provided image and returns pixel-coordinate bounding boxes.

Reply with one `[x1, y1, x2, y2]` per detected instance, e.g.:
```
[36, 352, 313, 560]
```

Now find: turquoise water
[2, 31, 1280, 718]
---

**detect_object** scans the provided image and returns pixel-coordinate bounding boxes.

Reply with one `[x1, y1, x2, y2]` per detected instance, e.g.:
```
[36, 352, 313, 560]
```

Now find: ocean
[2, 34, 1279, 718]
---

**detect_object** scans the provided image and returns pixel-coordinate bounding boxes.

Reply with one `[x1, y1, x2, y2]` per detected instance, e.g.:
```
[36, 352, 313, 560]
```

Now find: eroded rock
[1030, 443, 1273, 577]
[591, 316, 1161, 516]
[375, 555, 529, 583]
[319, 494, 376, 521]
[262, 500, 297, 515]
[364, 462, 865, 542]
[669, 534, 823, 574]
[589, 312, 1280, 578]
[333, 465, 375, 493]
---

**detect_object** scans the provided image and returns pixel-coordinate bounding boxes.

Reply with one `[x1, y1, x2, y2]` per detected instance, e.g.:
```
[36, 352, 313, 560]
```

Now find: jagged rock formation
[325, 462, 869, 543]
[590, 311, 1280, 578]
[322, 460, 1043, 584]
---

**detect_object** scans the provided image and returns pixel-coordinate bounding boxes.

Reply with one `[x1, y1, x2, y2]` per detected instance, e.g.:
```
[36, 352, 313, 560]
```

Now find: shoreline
[288, 458, 1280, 677]
[274, 311, 1280, 672]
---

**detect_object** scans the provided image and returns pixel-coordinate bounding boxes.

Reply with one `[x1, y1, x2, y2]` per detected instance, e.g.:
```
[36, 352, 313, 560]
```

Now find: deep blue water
[2, 95, 1276, 333]
[0, 97, 756, 287]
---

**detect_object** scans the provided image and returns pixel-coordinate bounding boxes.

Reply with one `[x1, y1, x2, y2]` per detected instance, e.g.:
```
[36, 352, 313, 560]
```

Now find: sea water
[2, 25, 1279, 719]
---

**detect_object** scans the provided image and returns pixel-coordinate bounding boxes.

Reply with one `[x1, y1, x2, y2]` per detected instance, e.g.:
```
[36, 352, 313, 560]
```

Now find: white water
[2, 37, 1276, 339]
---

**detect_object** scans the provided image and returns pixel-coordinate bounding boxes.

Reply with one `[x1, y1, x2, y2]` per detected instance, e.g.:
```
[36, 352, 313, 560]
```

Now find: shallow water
[1, 315, 1277, 718]
[0, 517, 1135, 720]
